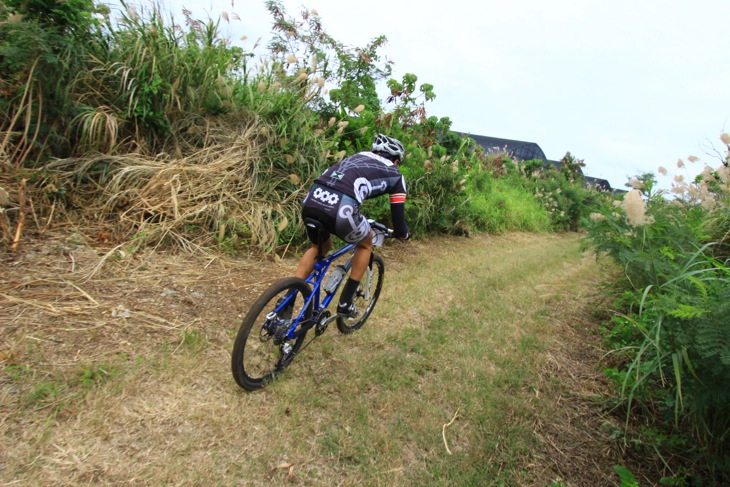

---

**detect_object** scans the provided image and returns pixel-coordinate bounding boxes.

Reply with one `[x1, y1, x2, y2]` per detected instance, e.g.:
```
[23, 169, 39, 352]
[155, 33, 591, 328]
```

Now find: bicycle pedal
[337, 303, 358, 318]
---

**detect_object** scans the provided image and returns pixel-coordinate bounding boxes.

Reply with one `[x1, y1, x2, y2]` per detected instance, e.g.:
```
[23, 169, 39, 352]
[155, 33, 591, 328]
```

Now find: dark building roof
[461, 133, 547, 162]
[460, 132, 614, 191]
[585, 176, 612, 192]
[545, 159, 564, 170]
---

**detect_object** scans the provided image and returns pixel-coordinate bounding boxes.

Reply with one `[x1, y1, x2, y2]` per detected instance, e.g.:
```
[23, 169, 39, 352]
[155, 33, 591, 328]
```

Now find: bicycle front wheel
[337, 254, 385, 334]
[231, 277, 312, 391]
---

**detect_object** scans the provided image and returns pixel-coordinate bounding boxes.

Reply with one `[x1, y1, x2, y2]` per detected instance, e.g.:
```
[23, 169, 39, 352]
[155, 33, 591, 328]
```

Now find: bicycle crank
[315, 309, 337, 336]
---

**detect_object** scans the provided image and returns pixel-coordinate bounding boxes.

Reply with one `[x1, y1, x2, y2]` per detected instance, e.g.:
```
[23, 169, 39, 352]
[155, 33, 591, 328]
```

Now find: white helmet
[371, 134, 405, 161]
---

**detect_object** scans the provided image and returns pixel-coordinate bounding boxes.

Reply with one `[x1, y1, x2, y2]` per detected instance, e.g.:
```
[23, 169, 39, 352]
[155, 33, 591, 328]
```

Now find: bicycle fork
[363, 265, 373, 301]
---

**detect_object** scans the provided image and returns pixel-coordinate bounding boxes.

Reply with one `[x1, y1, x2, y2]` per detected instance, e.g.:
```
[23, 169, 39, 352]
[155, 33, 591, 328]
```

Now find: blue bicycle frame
[306, 243, 356, 310]
[269, 218, 391, 345]
[272, 242, 357, 339]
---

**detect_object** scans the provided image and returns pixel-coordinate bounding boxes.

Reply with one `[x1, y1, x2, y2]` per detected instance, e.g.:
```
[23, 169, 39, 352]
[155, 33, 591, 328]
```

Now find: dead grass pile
[0, 177, 18, 248]
[39, 115, 306, 257]
[0, 226, 292, 403]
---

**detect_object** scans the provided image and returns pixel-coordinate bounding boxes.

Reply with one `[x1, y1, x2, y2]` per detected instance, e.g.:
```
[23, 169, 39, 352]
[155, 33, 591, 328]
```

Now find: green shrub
[503, 154, 605, 232]
[0, 0, 108, 163]
[584, 154, 730, 483]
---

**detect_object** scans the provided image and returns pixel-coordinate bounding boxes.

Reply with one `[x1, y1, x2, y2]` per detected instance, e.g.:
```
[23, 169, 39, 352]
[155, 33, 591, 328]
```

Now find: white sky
[110, 0, 730, 191]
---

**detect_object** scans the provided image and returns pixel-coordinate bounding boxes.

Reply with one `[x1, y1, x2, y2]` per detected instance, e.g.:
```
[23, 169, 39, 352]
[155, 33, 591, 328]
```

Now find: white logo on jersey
[313, 187, 340, 206]
[353, 177, 372, 203]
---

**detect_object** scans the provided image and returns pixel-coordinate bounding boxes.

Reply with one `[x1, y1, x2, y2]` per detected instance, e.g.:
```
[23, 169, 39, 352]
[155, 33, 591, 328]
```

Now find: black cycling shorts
[301, 184, 371, 244]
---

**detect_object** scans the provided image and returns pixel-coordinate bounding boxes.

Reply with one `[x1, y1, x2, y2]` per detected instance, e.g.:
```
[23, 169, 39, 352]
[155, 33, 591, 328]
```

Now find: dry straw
[45, 117, 306, 270]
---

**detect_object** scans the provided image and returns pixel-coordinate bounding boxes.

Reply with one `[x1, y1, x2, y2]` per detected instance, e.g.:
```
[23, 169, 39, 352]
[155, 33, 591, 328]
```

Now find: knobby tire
[231, 277, 312, 391]
[337, 254, 385, 334]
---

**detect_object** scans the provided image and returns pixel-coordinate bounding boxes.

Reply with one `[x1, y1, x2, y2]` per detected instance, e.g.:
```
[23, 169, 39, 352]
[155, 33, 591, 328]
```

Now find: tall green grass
[584, 151, 730, 484]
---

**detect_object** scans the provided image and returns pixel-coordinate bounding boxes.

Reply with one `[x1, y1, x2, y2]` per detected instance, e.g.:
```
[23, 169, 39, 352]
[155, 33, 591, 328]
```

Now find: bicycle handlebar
[369, 220, 393, 236]
[367, 219, 394, 247]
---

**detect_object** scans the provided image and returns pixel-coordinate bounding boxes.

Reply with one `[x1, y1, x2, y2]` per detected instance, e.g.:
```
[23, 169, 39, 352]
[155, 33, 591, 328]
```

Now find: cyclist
[294, 133, 411, 317]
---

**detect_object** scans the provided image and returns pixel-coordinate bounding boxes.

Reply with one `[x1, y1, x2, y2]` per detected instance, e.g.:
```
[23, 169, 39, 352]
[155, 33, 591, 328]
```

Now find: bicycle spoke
[337, 254, 385, 334]
[231, 278, 312, 390]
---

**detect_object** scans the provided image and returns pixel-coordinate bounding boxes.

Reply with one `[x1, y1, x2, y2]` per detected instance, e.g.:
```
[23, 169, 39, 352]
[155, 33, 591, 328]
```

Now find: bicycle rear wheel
[231, 277, 312, 391]
[337, 254, 384, 334]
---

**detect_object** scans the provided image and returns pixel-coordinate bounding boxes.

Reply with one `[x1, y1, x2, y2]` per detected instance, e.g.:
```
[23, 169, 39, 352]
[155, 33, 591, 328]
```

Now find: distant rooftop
[460, 132, 621, 193]
[460, 133, 547, 162]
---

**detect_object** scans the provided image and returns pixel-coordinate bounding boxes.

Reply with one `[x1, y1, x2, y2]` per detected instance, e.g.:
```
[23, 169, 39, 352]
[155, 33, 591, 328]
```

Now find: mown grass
[1, 232, 617, 485]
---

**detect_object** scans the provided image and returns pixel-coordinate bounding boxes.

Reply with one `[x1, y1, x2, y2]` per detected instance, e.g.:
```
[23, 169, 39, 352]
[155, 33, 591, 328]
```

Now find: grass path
[1, 232, 636, 486]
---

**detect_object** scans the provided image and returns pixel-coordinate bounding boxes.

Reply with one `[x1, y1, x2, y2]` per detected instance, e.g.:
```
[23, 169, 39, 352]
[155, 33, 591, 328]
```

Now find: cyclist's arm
[389, 193, 410, 239]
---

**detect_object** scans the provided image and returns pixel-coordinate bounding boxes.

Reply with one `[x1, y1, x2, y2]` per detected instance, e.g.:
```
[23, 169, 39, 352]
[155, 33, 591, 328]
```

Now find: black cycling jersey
[302, 151, 409, 243]
[315, 151, 407, 204]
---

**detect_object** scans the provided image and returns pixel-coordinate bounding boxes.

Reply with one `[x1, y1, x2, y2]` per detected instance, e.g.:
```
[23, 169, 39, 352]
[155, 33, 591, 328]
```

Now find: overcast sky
[112, 0, 730, 191]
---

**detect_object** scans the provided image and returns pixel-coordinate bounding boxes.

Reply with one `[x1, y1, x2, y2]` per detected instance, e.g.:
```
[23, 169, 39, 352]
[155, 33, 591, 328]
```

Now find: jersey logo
[339, 204, 369, 242]
[313, 187, 340, 206]
[331, 171, 345, 180]
[353, 177, 372, 203]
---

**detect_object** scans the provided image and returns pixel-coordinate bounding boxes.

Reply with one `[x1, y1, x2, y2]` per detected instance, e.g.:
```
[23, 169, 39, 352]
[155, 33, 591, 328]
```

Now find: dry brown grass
[25, 116, 307, 266]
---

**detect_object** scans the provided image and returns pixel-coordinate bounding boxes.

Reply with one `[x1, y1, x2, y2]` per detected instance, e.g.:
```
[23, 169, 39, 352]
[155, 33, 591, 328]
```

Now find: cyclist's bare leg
[337, 232, 373, 313]
[349, 231, 373, 281]
[294, 236, 332, 279]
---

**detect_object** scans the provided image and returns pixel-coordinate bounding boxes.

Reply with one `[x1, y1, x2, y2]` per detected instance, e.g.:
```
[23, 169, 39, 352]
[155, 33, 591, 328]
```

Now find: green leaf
[667, 304, 706, 319]
[613, 465, 639, 487]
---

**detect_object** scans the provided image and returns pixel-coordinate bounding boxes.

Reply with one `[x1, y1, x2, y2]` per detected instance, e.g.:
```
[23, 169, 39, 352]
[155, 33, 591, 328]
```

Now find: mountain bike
[231, 219, 393, 391]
